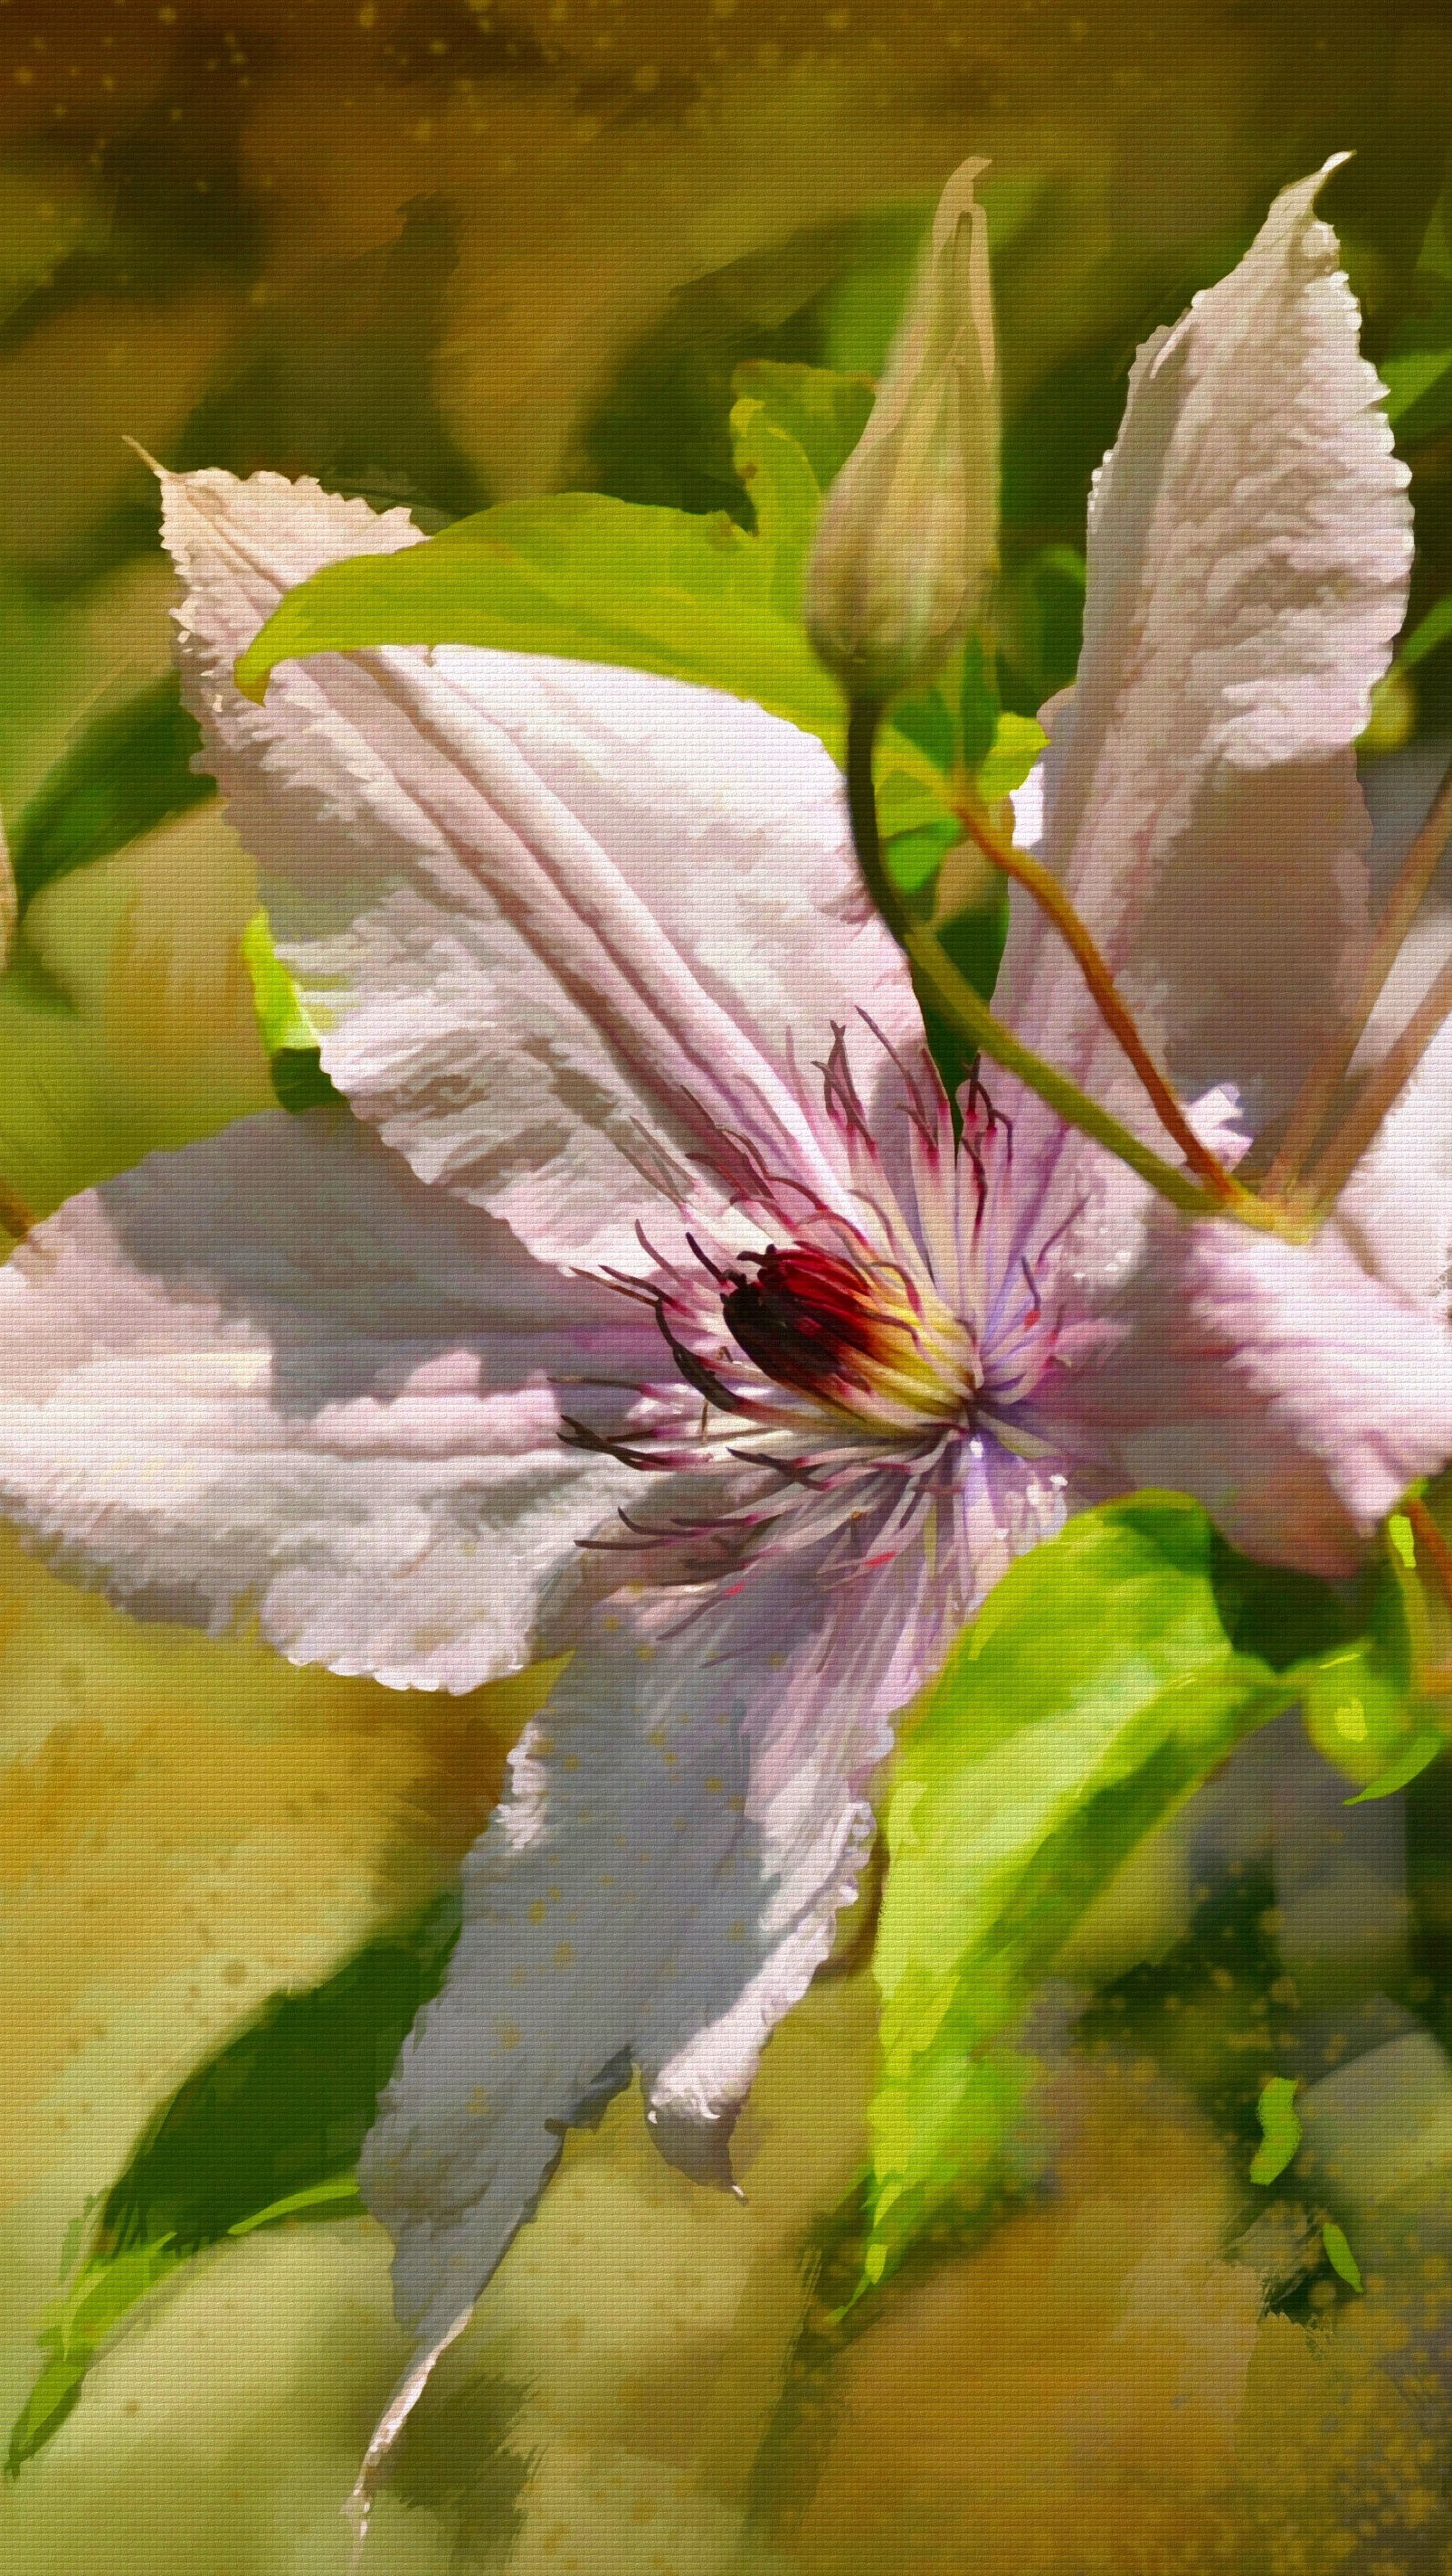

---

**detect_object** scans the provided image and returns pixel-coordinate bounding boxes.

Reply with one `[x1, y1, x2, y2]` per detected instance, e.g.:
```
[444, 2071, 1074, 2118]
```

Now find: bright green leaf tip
[859, 1495, 1306, 2295]
[1321, 2221, 1363, 2292]
[1389, 1512, 1418, 1569]
[1249, 2076, 1302, 2185]
[1343, 1728, 1446, 1804]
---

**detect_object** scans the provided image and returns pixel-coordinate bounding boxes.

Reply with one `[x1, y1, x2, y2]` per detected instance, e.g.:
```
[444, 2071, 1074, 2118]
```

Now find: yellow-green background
[3, 7, 1452, 2569]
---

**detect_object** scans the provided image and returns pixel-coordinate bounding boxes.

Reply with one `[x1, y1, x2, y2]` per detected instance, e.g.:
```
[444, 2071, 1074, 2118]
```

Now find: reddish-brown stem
[1265, 748, 1452, 1198]
[954, 796, 1242, 1206]
[1299, 944, 1452, 1217]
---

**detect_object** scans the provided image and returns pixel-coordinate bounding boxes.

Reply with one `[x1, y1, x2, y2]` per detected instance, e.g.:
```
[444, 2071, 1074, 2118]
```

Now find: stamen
[953, 794, 1244, 1203]
[652, 1295, 754, 1416]
[1267, 748, 1452, 1198]
[1299, 943, 1452, 1217]
[840, 697, 1271, 1225]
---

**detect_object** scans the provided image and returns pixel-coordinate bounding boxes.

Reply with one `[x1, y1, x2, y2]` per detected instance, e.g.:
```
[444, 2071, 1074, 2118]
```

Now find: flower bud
[805, 156, 999, 704]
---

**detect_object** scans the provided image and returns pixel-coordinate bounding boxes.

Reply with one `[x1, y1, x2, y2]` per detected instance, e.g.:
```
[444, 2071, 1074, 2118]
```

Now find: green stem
[905, 929, 1240, 1221]
[843, 696, 1263, 1227]
[846, 696, 907, 942]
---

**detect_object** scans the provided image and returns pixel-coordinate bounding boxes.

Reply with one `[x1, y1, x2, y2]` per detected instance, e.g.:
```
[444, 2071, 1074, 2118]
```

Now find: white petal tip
[342, 2485, 372, 2573]
[121, 434, 166, 478]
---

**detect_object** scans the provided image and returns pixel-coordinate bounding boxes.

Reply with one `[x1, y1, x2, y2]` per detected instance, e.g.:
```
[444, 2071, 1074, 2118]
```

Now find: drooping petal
[352, 1531, 939, 2533]
[997, 163, 1414, 1145]
[0, 1110, 661, 1690]
[161, 469, 920, 1272]
[1055, 1212, 1452, 1577]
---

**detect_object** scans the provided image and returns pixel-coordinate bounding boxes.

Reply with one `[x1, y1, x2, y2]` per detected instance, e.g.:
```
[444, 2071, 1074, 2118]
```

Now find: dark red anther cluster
[722, 1246, 887, 1400]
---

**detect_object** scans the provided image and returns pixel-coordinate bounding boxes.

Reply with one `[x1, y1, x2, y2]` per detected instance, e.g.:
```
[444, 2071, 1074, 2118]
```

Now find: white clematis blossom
[2, 165, 1452, 2537]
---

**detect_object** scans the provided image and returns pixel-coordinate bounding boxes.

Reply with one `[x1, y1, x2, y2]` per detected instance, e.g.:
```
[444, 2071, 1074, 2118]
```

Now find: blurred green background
[5, 6, 1452, 2570]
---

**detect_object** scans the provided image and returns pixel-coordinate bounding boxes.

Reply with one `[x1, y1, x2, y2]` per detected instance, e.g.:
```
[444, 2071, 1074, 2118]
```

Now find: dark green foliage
[267, 1048, 346, 1115]
[8, 1891, 460, 2473]
[10, 677, 215, 914]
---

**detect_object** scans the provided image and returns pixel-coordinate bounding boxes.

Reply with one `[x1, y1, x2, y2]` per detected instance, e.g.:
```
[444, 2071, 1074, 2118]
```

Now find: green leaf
[10, 675, 216, 913]
[1249, 2075, 1302, 2185]
[958, 634, 999, 773]
[8, 1892, 460, 2474]
[241, 908, 318, 1057]
[862, 1495, 1299, 2289]
[730, 358, 875, 499]
[884, 816, 961, 895]
[240, 909, 345, 1114]
[1343, 1728, 1446, 1804]
[231, 368, 946, 841]
[1321, 2221, 1363, 2292]
[979, 711, 1047, 803]
[6, 2241, 184, 2475]
[1397, 592, 1452, 673]
[996, 544, 1086, 715]
[1381, 187, 1452, 445]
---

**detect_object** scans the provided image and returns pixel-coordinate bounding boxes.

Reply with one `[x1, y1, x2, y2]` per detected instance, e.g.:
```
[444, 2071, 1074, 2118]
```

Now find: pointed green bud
[805, 156, 999, 704]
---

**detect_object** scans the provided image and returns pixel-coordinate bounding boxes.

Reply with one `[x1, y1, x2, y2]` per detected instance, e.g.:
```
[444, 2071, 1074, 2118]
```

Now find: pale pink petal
[998, 164, 1413, 1146]
[1330, 744, 1452, 1311]
[1332, 912, 1452, 1312]
[161, 469, 919, 1272]
[0, 1111, 661, 1690]
[1055, 1213, 1452, 1577]
[352, 1534, 936, 2526]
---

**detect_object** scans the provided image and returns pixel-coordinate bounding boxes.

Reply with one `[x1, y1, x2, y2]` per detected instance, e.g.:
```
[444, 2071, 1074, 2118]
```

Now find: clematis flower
[1, 164, 1451, 2540]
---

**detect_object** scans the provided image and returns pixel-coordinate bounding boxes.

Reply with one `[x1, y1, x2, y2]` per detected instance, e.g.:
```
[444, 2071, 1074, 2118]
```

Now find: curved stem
[953, 796, 1240, 1203]
[1300, 941, 1452, 1217]
[1266, 746, 1452, 1198]
[903, 926, 1265, 1222]
[842, 697, 1276, 1228]
[846, 698, 907, 942]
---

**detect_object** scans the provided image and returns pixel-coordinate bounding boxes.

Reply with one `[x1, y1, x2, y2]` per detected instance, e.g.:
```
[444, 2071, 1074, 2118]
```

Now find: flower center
[721, 1243, 979, 1433]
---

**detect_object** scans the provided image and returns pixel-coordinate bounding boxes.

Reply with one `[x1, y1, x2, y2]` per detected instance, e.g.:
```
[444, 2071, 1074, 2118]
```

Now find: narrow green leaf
[1249, 2075, 1302, 2185]
[10, 675, 215, 912]
[240, 909, 345, 1113]
[227, 2175, 365, 2237]
[1321, 2221, 1363, 2292]
[726, 393, 823, 621]
[863, 1496, 1298, 2289]
[8, 1892, 460, 2474]
[979, 711, 1047, 803]
[6, 2241, 181, 2475]
[1381, 188, 1452, 444]
[241, 908, 318, 1057]
[885, 817, 961, 895]
[1343, 1728, 1446, 1804]
[729, 358, 874, 508]
[958, 638, 998, 776]
[1397, 592, 1452, 673]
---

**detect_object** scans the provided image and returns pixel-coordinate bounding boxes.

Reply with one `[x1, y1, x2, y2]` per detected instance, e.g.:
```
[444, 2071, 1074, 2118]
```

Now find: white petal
[1333, 908, 1452, 1311]
[352, 1536, 930, 2527]
[999, 163, 1413, 1142]
[161, 469, 919, 1272]
[1334, 743, 1452, 1310]
[0, 1111, 659, 1690]
[1056, 1213, 1452, 1577]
